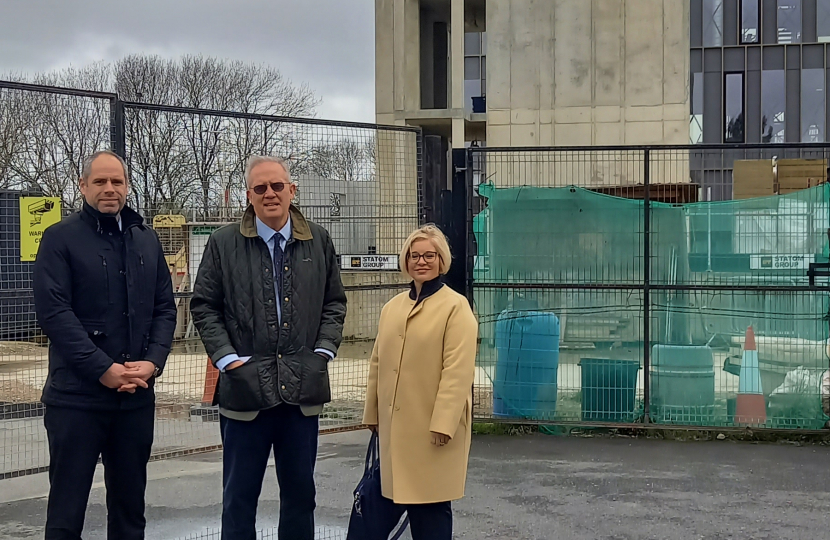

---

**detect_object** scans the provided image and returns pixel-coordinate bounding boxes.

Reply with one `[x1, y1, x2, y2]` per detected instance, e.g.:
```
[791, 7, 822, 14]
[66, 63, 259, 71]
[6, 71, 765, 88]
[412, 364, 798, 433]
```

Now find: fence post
[110, 98, 126, 158]
[465, 148, 475, 304]
[422, 134, 448, 225]
[643, 149, 651, 424]
[445, 148, 470, 302]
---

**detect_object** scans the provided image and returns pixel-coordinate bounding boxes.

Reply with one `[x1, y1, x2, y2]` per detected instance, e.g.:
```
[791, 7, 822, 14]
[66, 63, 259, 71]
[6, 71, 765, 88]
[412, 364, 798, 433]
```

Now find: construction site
[2, 79, 830, 539]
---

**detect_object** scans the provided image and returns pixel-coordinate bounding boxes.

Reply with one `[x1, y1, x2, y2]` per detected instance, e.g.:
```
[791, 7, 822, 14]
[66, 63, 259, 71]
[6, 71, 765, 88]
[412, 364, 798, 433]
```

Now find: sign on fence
[749, 254, 814, 270]
[153, 214, 186, 228]
[19, 197, 61, 261]
[341, 255, 398, 270]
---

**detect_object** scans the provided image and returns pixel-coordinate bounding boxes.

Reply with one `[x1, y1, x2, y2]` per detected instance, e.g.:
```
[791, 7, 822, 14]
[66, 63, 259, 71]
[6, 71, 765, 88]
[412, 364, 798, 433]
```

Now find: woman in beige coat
[363, 225, 478, 540]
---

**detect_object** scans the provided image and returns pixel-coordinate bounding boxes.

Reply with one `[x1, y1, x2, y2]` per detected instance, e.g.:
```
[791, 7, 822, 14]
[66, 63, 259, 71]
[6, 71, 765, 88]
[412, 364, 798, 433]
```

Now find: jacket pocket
[50, 365, 81, 391]
[297, 347, 332, 406]
[80, 319, 108, 355]
[218, 358, 263, 412]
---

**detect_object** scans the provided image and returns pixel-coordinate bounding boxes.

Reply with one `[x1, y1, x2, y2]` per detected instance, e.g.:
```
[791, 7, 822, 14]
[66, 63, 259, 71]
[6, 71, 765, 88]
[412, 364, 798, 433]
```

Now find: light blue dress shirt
[214, 215, 334, 371]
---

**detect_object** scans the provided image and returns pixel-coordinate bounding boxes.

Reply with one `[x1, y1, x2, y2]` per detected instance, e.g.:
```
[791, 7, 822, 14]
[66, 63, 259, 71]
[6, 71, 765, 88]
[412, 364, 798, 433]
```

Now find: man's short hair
[244, 155, 294, 188]
[81, 150, 129, 182]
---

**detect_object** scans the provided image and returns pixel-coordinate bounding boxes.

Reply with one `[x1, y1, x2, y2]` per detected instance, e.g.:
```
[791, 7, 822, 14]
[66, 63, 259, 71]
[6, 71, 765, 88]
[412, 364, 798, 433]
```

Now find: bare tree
[1, 54, 319, 218]
[5, 64, 111, 207]
[302, 138, 377, 182]
[115, 55, 196, 216]
[170, 56, 318, 218]
[0, 79, 26, 189]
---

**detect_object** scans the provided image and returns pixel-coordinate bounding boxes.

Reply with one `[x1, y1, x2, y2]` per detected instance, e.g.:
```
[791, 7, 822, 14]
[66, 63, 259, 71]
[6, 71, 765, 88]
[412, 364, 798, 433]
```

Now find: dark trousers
[220, 405, 319, 540]
[400, 501, 453, 540]
[43, 405, 155, 540]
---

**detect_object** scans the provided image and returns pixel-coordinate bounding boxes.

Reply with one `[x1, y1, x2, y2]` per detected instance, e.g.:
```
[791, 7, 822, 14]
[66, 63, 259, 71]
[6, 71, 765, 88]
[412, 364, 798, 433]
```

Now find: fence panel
[0, 81, 421, 479]
[471, 144, 830, 431]
[1, 83, 117, 478]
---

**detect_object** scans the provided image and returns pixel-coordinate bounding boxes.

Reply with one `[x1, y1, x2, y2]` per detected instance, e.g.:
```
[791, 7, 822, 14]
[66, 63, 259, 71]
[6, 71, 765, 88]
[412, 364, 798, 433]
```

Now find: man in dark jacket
[33, 150, 177, 540]
[190, 155, 347, 540]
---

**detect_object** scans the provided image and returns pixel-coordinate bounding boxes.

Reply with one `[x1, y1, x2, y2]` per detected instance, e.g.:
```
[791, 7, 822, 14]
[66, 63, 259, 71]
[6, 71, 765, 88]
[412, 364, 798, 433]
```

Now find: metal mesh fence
[0, 81, 421, 479]
[471, 144, 830, 431]
[122, 103, 420, 454]
[1, 83, 118, 478]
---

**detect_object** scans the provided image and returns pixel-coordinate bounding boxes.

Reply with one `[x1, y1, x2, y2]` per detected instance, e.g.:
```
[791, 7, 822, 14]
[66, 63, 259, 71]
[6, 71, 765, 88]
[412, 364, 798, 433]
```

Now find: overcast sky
[0, 0, 375, 122]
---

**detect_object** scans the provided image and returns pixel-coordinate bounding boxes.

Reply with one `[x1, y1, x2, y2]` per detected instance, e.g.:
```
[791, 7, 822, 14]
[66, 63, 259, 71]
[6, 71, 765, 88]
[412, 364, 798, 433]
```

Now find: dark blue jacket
[33, 202, 177, 410]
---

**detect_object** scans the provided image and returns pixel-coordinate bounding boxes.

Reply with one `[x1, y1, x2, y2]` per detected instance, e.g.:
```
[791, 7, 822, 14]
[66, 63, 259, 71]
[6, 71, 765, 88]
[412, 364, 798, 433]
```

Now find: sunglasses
[251, 182, 290, 195]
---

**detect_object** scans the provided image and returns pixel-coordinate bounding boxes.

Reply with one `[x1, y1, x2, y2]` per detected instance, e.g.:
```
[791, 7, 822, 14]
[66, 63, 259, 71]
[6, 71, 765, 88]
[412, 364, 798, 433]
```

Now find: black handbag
[346, 431, 409, 540]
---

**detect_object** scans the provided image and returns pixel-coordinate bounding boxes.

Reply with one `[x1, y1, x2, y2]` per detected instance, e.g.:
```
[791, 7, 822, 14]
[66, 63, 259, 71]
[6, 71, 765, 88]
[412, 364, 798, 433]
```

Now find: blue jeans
[220, 405, 319, 540]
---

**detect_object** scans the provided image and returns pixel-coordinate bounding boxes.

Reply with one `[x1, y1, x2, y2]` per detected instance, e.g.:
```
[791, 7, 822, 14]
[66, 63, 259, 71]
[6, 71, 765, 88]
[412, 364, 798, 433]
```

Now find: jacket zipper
[138, 254, 145, 304]
[101, 255, 111, 304]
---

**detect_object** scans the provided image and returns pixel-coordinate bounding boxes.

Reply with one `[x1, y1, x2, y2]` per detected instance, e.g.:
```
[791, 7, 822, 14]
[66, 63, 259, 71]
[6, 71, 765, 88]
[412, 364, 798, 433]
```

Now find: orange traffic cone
[202, 358, 219, 405]
[735, 326, 766, 425]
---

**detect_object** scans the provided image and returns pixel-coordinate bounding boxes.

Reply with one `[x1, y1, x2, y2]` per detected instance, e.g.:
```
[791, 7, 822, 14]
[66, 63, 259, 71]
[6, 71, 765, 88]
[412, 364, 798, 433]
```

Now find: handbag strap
[364, 431, 380, 473]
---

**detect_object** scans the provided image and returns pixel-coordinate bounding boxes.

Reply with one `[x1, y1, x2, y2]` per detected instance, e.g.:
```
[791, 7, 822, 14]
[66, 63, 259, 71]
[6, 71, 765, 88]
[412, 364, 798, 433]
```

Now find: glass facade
[819, 0, 830, 42]
[691, 72, 704, 144]
[801, 69, 826, 142]
[692, 0, 828, 143]
[725, 73, 745, 142]
[703, 0, 724, 46]
[762, 70, 786, 143]
[741, 0, 760, 44]
[777, 1, 802, 44]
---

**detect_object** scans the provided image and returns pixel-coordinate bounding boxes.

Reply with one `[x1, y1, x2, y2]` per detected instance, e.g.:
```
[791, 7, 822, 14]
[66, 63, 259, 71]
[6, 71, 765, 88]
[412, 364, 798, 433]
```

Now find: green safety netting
[473, 183, 830, 429]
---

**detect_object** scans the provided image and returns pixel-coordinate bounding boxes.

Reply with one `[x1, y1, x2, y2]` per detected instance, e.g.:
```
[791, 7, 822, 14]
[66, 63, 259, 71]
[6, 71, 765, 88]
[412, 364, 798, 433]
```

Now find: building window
[725, 73, 745, 143]
[777, 0, 802, 44]
[464, 57, 480, 80]
[741, 0, 760, 43]
[464, 32, 481, 56]
[691, 72, 704, 144]
[464, 32, 486, 113]
[819, 0, 830, 42]
[762, 70, 786, 143]
[801, 69, 826, 142]
[703, 0, 724, 46]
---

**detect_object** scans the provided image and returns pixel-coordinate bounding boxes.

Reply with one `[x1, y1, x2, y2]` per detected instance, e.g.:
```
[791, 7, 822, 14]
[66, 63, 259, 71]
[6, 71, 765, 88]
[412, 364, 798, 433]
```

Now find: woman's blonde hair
[399, 224, 452, 277]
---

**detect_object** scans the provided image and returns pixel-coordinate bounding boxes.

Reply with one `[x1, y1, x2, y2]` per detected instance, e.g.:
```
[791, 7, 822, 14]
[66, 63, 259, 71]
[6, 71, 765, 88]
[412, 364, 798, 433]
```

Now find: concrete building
[376, 0, 691, 151]
[376, 0, 830, 153]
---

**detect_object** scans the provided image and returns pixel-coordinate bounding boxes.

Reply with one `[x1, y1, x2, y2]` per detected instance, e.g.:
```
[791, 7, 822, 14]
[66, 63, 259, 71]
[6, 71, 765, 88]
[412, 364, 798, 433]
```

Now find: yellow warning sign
[20, 197, 61, 261]
[153, 214, 186, 228]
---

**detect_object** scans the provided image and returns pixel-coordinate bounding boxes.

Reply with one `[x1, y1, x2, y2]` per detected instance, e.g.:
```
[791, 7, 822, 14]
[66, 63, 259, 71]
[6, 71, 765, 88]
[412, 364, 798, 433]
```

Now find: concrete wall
[486, 0, 690, 147]
[376, 0, 692, 188]
[376, 0, 424, 127]
[376, 0, 425, 254]
[483, 0, 691, 188]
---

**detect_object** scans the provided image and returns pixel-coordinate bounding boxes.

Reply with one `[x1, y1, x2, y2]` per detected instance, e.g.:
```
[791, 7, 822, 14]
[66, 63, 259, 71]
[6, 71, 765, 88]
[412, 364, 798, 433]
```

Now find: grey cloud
[0, 0, 375, 121]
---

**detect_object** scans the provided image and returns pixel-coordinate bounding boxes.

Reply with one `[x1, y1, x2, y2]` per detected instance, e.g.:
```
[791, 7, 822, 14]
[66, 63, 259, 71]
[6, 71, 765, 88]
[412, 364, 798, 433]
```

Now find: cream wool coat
[363, 284, 478, 504]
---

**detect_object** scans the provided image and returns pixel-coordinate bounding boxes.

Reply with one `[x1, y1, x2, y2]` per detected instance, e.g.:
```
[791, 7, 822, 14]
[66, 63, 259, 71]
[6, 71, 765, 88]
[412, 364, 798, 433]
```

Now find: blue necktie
[273, 232, 284, 292]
